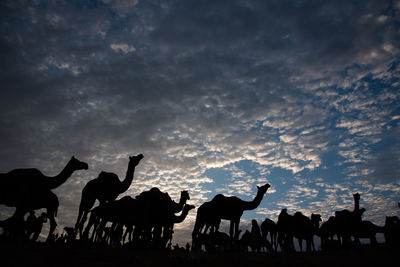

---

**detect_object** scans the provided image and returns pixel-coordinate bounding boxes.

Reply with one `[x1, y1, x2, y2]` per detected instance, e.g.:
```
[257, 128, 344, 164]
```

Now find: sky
[1, 0, 400, 246]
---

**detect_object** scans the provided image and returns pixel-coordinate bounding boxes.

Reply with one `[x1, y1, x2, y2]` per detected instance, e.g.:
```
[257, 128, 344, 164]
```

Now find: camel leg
[47, 215, 57, 242]
[84, 210, 99, 241]
[287, 235, 295, 251]
[44, 191, 59, 242]
[306, 238, 311, 252]
[298, 237, 303, 252]
[75, 194, 96, 239]
[192, 220, 205, 250]
[234, 220, 240, 241]
[229, 221, 234, 240]
[96, 219, 107, 243]
[272, 232, 277, 251]
[310, 237, 315, 251]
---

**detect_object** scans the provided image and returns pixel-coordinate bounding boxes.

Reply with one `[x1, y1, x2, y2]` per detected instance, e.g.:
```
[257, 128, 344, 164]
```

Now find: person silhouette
[250, 219, 262, 252]
[25, 211, 37, 240]
[31, 212, 48, 241]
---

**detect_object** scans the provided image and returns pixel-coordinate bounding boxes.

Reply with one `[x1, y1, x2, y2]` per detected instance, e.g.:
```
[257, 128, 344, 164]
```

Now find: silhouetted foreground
[1, 155, 400, 253]
[1, 241, 398, 267]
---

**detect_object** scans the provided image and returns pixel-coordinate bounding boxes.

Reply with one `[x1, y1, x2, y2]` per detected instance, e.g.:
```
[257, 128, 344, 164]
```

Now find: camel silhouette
[192, 183, 271, 249]
[135, 187, 191, 247]
[136, 187, 190, 214]
[0, 156, 88, 241]
[84, 195, 140, 243]
[250, 219, 270, 252]
[334, 192, 365, 245]
[160, 204, 195, 248]
[277, 208, 294, 251]
[260, 218, 277, 251]
[239, 229, 251, 252]
[121, 189, 190, 245]
[319, 215, 340, 250]
[75, 154, 143, 238]
[82, 189, 193, 248]
[209, 231, 231, 252]
[191, 201, 221, 248]
[292, 212, 321, 252]
[355, 220, 384, 246]
[384, 216, 400, 247]
[277, 209, 321, 252]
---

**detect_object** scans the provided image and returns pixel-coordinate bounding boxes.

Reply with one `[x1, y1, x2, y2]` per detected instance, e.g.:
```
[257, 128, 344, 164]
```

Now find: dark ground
[1, 243, 398, 267]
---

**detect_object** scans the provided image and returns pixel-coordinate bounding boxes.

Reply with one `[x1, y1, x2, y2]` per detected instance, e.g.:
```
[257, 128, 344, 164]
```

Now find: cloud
[110, 43, 136, 54]
[0, 0, 399, 245]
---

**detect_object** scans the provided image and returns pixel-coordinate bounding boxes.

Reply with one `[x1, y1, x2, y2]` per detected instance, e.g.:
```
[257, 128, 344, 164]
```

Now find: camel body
[334, 193, 365, 245]
[85, 197, 194, 248]
[75, 154, 143, 238]
[261, 218, 277, 251]
[192, 183, 270, 249]
[135, 187, 191, 247]
[384, 216, 400, 247]
[0, 156, 88, 241]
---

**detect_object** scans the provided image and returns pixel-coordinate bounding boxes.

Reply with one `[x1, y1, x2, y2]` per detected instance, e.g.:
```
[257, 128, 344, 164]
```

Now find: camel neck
[173, 195, 186, 213]
[46, 161, 74, 189]
[173, 208, 190, 223]
[242, 189, 265, 210]
[120, 162, 135, 193]
[354, 198, 359, 212]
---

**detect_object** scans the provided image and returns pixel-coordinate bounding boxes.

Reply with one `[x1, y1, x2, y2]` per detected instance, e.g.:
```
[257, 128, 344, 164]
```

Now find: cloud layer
[1, 0, 399, 244]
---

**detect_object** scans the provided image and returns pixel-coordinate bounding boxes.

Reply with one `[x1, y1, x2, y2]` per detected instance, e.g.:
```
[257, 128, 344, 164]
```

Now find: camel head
[385, 216, 400, 226]
[360, 207, 366, 216]
[311, 213, 322, 222]
[280, 208, 288, 216]
[184, 204, 196, 212]
[311, 213, 322, 227]
[181, 190, 190, 202]
[257, 183, 271, 194]
[129, 154, 144, 167]
[353, 192, 360, 201]
[69, 156, 89, 170]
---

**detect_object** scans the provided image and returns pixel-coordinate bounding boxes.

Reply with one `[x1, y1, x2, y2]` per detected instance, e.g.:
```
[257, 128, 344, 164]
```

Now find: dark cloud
[0, 0, 399, 244]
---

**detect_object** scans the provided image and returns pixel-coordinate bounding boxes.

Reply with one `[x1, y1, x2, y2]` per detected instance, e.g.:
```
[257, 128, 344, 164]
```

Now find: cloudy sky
[1, 0, 400, 245]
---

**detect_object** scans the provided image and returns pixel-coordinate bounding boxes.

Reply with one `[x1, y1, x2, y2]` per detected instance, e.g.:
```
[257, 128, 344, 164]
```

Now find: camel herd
[193, 193, 400, 252]
[0, 155, 400, 252]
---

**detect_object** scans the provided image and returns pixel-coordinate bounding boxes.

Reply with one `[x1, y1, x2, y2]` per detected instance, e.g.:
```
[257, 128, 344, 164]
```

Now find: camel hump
[136, 187, 170, 204]
[97, 171, 119, 182]
[7, 168, 44, 178]
[294, 211, 304, 217]
[335, 209, 350, 217]
[211, 194, 225, 202]
[4, 168, 47, 189]
[119, 195, 133, 202]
